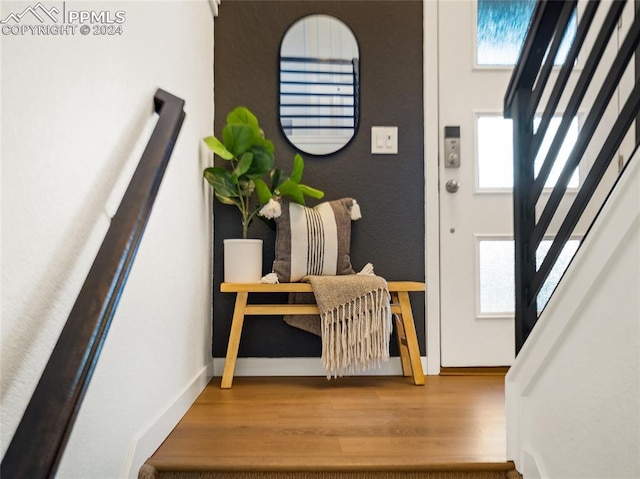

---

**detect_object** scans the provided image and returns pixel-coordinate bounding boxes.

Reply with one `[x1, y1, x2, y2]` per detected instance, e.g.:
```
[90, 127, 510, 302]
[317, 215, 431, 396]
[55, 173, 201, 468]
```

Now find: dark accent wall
[212, 0, 424, 358]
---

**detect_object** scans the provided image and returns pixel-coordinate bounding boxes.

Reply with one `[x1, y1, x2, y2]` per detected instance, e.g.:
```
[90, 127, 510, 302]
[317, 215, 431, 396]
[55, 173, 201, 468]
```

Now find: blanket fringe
[321, 287, 392, 378]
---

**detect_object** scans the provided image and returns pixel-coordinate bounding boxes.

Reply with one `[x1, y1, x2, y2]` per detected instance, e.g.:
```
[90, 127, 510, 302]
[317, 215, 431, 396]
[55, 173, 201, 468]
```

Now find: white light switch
[371, 126, 398, 154]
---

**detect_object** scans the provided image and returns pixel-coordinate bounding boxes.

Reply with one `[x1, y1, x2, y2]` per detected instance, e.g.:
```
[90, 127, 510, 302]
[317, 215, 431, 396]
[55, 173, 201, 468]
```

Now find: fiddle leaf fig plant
[203, 106, 324, 239]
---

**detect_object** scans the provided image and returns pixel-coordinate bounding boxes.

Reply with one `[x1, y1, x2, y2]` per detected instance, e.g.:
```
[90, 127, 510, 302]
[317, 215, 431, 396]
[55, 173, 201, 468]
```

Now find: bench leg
[221, 291, 248, 389]
[392, 293, 412, 377]
[397, 291, 425, 386]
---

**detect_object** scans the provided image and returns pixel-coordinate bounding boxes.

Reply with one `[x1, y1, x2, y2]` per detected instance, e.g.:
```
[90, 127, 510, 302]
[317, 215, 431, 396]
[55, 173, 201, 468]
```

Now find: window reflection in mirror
[279, 15, 359, 156]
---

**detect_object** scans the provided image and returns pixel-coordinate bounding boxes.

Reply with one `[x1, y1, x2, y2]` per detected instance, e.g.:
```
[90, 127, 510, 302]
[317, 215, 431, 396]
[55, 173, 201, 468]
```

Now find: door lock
[445, 180, 459, 193]
[444, 126, 461, 168]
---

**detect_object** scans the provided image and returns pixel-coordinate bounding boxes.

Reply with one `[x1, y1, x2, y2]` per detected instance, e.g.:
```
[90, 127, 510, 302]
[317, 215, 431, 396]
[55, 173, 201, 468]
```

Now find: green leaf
[234, 152, 253, 177]
[214, 191, 241, 206]
[245, 145, 274, 178]
[227, 106, 259, 130]
[254, 178, 273, 205]
[222, 124, 254, 158]
[277, 179, 305, 205]
[290, 154, 304, 183]
[203, 166, 232, 186]
[253, 136, 275, 154]
[203, 167, 240, 198]
[203, 136, 234, 160]
[270, 168, 284, 190]
[298, 184, 325, 199]
[226, 107, 275, 153]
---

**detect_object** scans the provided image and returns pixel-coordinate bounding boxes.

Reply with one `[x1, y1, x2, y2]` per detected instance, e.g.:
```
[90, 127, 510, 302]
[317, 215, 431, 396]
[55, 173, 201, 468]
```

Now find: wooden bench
[219, 281, 426, 388]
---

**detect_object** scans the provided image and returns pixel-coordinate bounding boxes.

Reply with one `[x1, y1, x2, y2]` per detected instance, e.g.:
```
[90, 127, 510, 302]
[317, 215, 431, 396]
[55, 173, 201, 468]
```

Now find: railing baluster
[280, 56, 359, 132]
[505, 0, 639, 352]
[528, 0, 626, 211]
[528, 1, 577, 117]
[513, 89, 538, 352]
[531, 9, 640, 252]
[530, 80, 640, 303]
[526, 1, 598, 166]
[505, 0, 568, 116]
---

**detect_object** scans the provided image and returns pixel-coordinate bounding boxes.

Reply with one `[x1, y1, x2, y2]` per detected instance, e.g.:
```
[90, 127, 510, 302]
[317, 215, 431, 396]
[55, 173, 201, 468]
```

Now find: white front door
[438, 0, 517, 367]
[436, 0, 632, 367]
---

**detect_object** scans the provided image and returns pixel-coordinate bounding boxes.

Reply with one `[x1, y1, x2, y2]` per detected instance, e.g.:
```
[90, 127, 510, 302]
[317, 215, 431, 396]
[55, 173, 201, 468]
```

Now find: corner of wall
[123, 361, 214, 478]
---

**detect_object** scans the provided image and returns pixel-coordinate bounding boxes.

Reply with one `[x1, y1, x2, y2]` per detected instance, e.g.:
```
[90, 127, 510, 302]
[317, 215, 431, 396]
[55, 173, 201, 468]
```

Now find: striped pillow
[272, 198, 360, 282]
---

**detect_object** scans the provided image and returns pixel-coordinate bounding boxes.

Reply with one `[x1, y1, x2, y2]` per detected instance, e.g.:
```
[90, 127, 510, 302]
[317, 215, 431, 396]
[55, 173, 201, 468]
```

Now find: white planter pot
[223, 239, 263, 283]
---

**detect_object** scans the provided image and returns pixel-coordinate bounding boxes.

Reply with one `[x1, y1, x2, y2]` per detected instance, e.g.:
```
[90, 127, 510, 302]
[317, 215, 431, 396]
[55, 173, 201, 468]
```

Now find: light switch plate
[371, 126, 398, 154]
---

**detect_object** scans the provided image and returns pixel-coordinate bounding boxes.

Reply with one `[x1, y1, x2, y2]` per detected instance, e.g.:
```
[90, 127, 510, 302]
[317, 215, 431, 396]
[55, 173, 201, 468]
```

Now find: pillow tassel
[351, 200, 362, 220]
[261, 272, 279, 284]
[357, 263, 375, 276]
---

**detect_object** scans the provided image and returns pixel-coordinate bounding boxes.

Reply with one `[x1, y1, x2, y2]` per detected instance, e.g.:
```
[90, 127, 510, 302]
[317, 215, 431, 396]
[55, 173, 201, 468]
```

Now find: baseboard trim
[123, 360, 214, 478]
[440, 367, 510, 376]
[212, 356, 428, 378]
[521, 449, 545, 479]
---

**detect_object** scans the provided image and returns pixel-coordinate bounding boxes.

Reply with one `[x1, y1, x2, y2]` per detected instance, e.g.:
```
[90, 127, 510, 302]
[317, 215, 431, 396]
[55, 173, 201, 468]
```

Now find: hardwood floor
[145, 375, 513, 475]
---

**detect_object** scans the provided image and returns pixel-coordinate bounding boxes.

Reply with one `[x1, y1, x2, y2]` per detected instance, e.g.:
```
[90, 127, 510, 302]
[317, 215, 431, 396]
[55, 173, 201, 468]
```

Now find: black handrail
[0, 89, 186, 478]
[505, 0, 640, 352]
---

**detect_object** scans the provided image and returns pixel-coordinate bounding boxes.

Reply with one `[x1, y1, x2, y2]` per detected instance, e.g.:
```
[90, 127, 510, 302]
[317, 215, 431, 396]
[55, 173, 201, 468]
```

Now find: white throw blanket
[306, 274, 392, 378]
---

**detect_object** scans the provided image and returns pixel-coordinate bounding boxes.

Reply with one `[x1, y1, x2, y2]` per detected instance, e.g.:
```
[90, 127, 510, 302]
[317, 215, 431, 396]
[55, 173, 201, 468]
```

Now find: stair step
[141, 376, 520, 479]
[141, 467, 522, 479]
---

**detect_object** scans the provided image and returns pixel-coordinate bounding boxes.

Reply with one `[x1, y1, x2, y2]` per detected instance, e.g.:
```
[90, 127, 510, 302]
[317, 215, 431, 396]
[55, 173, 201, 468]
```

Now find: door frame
[424, 0, 441, 375]
[423, 0, 637, 373]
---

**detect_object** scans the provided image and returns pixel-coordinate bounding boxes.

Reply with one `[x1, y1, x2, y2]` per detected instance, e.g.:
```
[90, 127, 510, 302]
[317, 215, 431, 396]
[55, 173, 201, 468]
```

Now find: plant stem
[241, 195, 250, 239]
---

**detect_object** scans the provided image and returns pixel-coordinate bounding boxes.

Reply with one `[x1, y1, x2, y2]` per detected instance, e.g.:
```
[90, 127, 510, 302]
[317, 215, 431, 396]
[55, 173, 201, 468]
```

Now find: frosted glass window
[477, 115, 579, 189]
[536, 239, 580, 310]
[479, 238, 580, 315]
[477, 116, 514, 189]
[479, 240, 515, 314]
[477, 0, 576, 66]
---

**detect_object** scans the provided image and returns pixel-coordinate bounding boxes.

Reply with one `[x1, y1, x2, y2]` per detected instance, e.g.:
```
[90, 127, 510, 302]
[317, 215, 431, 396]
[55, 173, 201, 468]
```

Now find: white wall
[1, 1, 215, 477]
[506, 155, 640, 479]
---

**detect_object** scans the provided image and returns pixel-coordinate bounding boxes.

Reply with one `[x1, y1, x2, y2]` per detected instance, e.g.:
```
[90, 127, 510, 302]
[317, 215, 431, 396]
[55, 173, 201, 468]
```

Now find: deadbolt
[444, 126, 461, 168]
[445, 180, 459, 193]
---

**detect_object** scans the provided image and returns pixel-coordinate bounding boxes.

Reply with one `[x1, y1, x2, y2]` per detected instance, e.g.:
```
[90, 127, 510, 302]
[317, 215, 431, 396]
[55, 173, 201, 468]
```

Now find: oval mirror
[279, 15, 359, 156]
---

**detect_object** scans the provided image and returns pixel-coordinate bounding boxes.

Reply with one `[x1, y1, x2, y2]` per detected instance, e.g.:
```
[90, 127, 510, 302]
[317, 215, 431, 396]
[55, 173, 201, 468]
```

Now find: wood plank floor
[145, 375, 512, 475]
